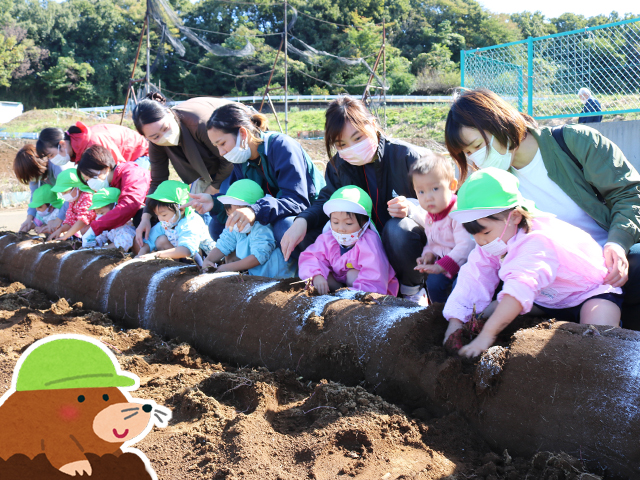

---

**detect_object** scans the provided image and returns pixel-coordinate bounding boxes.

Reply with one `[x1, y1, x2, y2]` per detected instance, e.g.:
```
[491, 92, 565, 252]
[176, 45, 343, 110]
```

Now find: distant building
[0, 101, 24, 124]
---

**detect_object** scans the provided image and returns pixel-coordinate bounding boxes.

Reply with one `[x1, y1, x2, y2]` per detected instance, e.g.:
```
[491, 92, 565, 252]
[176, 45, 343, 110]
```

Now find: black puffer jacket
[298, 134, 430, 230]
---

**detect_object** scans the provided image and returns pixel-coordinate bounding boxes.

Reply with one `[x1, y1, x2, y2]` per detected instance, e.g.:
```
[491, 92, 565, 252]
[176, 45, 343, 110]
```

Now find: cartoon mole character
[0, 334, 171, 477]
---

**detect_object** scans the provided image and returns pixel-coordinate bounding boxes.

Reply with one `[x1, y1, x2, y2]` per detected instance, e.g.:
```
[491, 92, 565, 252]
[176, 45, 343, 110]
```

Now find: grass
[1, 108, 135, 133]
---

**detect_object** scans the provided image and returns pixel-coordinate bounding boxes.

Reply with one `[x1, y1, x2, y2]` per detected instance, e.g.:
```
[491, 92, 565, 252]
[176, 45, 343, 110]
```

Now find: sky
[478, 0, 639, 19]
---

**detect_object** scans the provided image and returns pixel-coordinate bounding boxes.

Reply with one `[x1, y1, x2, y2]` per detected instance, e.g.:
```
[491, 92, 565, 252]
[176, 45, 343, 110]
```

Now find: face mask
[95, 214, 104, 220]
[61, 190, 78, 203]
[223, 132, 252, 164]
[331, 220, 370, 247]
[480, 211, 514, 257]
[160, 211, 181, 230]
[232, 223, 252, 234]
[338, 135, 378, 166]
[50, 145, 71, 166]
[467, 136, 513, 171]
[88, 176, 109, 192]
[155, 115, 181, 146]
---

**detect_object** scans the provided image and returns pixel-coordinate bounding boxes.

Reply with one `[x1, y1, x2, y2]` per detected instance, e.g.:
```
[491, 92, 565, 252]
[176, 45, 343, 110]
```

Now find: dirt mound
[0, 279, 607, 479]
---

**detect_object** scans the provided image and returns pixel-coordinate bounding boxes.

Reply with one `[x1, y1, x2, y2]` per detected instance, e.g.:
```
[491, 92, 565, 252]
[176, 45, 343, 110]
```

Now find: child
[85, 187, 137, 252]
[203, 180, 296, 278]
[411, 152, 475, 303]
[48, 169, 95, 241]
[28, 184, 64, 235]
[298, 186, 399, 296]
[138, 180, 215, 262]
[443, 167, 622, 358]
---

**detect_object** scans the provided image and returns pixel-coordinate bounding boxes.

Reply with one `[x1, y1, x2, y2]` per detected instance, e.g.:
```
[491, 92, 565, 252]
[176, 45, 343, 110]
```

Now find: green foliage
[0, 33, 24, 87]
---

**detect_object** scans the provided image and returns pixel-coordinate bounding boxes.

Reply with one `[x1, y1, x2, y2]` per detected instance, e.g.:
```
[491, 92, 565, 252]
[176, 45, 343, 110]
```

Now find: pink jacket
[421, 196, 475, 277]
[443, 216, 621, 323]
[70, 121, 149, 165]
[299, 228, 400, 296]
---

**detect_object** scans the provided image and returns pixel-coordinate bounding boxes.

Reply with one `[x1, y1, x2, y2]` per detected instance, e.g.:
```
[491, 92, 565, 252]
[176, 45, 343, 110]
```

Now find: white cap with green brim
[449, 167, 544, 224]
[218, 179, 265, 207]
[323, 186, 372, 218]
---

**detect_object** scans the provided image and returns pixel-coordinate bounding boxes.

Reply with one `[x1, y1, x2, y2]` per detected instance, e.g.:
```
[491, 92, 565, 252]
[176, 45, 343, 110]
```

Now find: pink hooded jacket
[443, 216, 621, 323]
[421, 196, 475, 278]
[69, 121, 148, 164]
[299, 228, 400, 296]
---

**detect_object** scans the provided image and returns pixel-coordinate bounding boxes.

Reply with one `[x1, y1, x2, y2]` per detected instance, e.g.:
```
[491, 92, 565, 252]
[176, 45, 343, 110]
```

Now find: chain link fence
[461, 17, 640, 120]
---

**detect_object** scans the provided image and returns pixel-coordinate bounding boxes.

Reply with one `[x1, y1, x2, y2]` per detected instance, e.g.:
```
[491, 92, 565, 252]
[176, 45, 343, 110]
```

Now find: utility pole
[146, 0, 151, 95]
[382, 18, 387, 129]
[284, 0, 288, 134]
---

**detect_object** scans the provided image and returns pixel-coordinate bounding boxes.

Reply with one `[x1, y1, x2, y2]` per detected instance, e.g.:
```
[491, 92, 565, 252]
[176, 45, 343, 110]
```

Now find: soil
[0, 279, 606, 480]
[0, 139, 31, 192]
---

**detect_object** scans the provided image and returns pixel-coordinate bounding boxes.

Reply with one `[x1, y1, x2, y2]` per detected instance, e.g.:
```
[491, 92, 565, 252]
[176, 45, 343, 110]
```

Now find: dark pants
[426, 273, 457, 304]
[625, 243, 640, 306]
[381, 217, 427, 289]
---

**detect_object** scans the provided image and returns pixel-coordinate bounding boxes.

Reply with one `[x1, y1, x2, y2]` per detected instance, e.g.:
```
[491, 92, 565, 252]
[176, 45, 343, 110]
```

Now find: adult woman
[132, 93, 235, 246]
[186, 103, 325, 252]
[444, 88, 640, 308]
[36, 122, 149, 167]
[280, 96, 431, 303]
[14, 144, 69, 233]
[77, 145, 150, 253]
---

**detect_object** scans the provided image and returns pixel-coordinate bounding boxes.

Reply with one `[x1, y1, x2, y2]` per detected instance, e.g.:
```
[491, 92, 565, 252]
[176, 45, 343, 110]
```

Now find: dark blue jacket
[578, 98, 603, 124]
[212, 132, 325, 225]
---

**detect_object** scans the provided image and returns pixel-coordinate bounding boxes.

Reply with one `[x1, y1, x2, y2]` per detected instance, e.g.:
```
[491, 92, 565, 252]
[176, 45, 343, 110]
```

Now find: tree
[0, 33, 24, 87]
[511, 11, 555, 38]
[39, 55, 96, 105]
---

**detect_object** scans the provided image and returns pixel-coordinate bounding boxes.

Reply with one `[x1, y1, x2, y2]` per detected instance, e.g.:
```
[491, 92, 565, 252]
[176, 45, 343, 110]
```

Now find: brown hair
[324, 96, 382, 161]
[13, 144, 48, 184]
[445, 88, 537, 180]
[207, 103, 268, 145]
[463, 206, 533, 235]
[409, 151, 456, 182]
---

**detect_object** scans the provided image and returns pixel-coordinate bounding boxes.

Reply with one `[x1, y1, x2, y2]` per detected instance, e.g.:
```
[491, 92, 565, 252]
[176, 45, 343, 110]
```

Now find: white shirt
[510, 149, 609, 246]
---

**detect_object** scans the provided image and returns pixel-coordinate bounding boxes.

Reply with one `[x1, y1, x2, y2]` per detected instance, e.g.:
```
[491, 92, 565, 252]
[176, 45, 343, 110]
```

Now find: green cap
[28, 184, 64, 209]
[449, 167, 542, 224]
[51, 168, 93, 194]
[90, 187, 121, 210]
[323, 185, 372, 218]
[15, 337, 137, 392]
[147, 180, 193, 216]
[218, 179, 264, 206]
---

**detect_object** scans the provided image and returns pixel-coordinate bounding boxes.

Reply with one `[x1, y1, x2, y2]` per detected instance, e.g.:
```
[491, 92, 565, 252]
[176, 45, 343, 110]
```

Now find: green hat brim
[323, 198, 368, 217]
[51, 183, 93, 194]
[450, 199, 544, 224]
[89, 202, 115, 210]
[217, 195, 250, 206]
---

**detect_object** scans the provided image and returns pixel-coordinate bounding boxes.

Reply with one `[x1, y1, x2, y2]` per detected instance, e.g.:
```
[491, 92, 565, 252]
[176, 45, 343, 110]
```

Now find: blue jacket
[578, 98, 603, 124]
[145, 212, 214, 256]
[212, 132, 325, 225]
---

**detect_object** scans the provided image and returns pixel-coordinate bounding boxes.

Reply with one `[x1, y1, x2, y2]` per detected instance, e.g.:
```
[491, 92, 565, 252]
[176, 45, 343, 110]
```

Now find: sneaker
[403, 288, 429, 306]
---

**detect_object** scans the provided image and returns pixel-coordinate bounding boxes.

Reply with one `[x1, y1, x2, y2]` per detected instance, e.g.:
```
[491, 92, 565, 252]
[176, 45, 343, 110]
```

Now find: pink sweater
[421, 197, 475, 277]
[443, 216, 621, 323]
[299, 228, 400, 296]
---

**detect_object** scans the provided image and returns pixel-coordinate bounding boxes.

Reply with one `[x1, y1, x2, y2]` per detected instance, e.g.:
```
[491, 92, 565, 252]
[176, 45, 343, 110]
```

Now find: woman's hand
[387, 196, 412, 219]
[185, 193, 214, 215]
[280, 218, 308, 261]
[19, 217, 34, 233]
[458, 333, 496, 358]
[416, 263, 445, 275]
[225, 207, 256, 232]
[313, 274, 329, 295]
[415, 252, 436, 271]
[603, 243, 629, 287]
[135, 214, 152, 248]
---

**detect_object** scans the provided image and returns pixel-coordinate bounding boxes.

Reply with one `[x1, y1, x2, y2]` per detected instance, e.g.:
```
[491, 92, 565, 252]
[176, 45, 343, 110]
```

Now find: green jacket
[530, 125, 640, 252]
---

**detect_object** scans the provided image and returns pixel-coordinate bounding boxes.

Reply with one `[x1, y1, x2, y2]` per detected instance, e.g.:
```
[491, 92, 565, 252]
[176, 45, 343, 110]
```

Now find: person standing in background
[578, 88, 603, 124]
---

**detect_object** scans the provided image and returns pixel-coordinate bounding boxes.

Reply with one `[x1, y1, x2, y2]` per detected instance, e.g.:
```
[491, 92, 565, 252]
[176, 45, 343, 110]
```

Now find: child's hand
[415, 252, 436, 270]
[443, 318, 464, 346]
[47, 230, 61, 242]
[137, 252, 157, 261]
[416, 263, 445, 275]
[216, 263, 232, 272]
[458, 333, 496, 358]
[59, 232, 71, 241]
[202, 258, 217, 270]
[313, 275, 329, 295]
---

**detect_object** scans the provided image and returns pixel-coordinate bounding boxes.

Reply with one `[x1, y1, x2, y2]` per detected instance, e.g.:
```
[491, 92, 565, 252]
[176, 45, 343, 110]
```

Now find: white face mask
[61, 190, 79, 202]
[50, 144, 71, 166]
[95, 214, 104, 220]
[155, 115, 181, 146]
[232, 223, 252, 234]
[480, 211, 513, 257]
[160, 211, 181, 230]
[467, 136, 513, 171]
[223, 132, 252, 164]
[331, 220, 370, 248]
[88, 176, 109, 192]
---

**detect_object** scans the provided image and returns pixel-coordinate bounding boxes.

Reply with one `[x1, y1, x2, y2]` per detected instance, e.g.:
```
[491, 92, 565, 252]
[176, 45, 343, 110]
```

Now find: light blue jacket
[145, 212, 214, 256]
[216, 222, 296, 279]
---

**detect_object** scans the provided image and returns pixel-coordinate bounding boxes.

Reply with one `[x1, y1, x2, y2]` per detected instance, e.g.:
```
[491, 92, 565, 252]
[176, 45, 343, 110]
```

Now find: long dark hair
[132, 92, 174, 135]
[207, 103, 268, 144]
[77, 145, 116, 183]
[445, 88, 537, 181]
[36, 126, 82, 158]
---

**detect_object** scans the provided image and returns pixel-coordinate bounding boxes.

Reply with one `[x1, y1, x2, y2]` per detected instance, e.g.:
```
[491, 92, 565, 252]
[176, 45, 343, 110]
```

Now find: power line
[187, 26, 283, 36]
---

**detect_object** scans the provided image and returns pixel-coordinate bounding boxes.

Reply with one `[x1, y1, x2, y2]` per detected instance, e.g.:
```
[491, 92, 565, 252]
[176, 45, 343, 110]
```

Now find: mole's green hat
[323, 185, 372, 218]
[51, 168, 93, 194]
[15, 337, 137, 391]
[28, 184, 64, 209]
[449, 167, 542, 224]
[90, 187, 121, 210]
[218, 179, 264, 206]
[146, 180, 192, 215]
